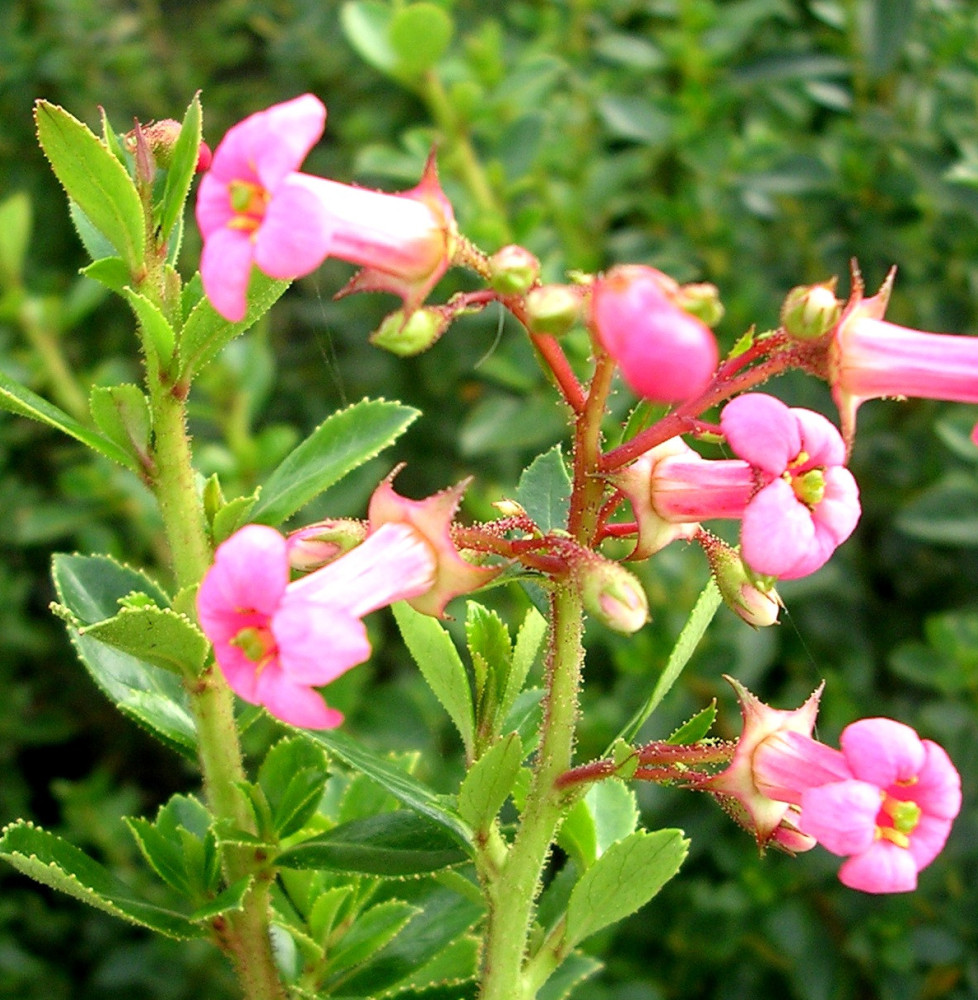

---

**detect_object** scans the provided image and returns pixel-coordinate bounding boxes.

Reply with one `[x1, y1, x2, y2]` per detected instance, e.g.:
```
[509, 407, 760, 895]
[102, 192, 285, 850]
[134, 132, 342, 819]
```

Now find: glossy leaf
[326, 899, 417, 976]
[123, 287, 176, 364]
[89, 384, 151, 461]
[458, 733, 522, 831]
[668, 702, 717, 745]
[258, 737, 329, 839]
[340, 1, 399, 77]
[501, 605, 547, 723]
[249, 398, 419, 526]
[159, 93, 202, 240]
[515, 444, 571, 533]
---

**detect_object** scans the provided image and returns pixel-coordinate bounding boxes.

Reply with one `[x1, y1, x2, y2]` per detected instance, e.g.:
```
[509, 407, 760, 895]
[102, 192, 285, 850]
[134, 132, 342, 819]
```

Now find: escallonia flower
[196, 93, 457, 322]
[589, 265, 719, 404]
[196, 521, 437, 729]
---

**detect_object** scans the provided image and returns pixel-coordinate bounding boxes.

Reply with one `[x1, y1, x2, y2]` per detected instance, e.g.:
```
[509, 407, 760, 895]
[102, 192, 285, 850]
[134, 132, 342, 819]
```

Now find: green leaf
[258, 737, 329, 839]
[326, 899, 417, 976]
[89, 384, 152, 462]
[34, 101, 145, 270]
[501, 604, 547, 722]
[0, 366, 138, 470]
[277, 811, 467, 876]
[895, 475, 978, 547]
[302, 728, 472, 848]
[211, 489, 260, 545]
[392, 601, 474, 755]
[389, 3, 453, 76]
[249, 398, 418, 526]
[557, 781, 637, 872]
[563, 829, 687, 950]
[515, 445, 571, 532]
[123, 287, 176, 364]
[0, 821, 203, 939]
[668, 702, 717, 745]
[340, 1, 399, 77]
[537, 951, 602, 1000]
[79, 604, 208, 676]
[613, 579, 722, 747]
[177, 269, 290, 378]
[51, 553, 197, 758]
[0, 190, 32, 286]
[159, 94, 202, 241]
[81, 256, 132, 294]
[458, 733, 522, 831]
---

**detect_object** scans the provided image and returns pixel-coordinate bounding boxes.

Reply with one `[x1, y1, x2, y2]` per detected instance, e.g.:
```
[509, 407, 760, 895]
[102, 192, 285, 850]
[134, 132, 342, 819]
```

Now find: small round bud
[525, 284, 583, 336]
[370, 308, 450, 356]
[489, 244, 540, 296]
[576, 556, 649, 634]
[676, 282, 725, 327]
[781, 281, 841, 341]
[703, 534, 781, 628]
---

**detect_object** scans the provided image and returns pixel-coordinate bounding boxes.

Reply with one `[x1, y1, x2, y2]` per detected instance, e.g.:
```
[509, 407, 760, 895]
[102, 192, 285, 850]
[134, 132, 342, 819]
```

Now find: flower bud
[525, 284, 583, 336]
[702, 533, 781, 628]
[675, 282, 725, 327]
[575, 555, 649, 634]
[489, 244, 540, 296]
[370, 307, 450, 356]
[286, 519, 367, 572]
[125, 119, 212, 173]
[781, 280, 841, 341]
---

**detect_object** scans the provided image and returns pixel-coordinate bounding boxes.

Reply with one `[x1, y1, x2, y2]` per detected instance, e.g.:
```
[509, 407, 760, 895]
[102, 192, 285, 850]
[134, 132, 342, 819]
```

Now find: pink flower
[590, 265, 719, 404]
[829, 268, 978, 444]
[753, 718, 962, 893]
[196, 94, 335, 322]
[196, 521, 436, 728]
[197, 95, 457, 323]
[721, 393, 860, 580]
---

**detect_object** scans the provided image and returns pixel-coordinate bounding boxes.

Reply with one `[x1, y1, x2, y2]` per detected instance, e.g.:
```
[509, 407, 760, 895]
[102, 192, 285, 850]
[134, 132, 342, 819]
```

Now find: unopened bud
[370, 307, 450, 356]
[124, 119, 212, 173]
[781, 281, 841, 341]
[286, 519, 367, 572]
[576, 556, 649, 634]
[489, 244, 540, 296]
[676, 282, 725, 327]
[525, 284, 583, 336]
[703, 534, 781, 628]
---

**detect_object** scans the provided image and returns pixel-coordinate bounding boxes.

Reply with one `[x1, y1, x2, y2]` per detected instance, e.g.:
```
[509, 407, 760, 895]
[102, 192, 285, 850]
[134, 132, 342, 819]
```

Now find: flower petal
[741, 479, 815, 578]
[721, 393, 800, 475]
[839, 717, 926, 787]
[792, 407, 846, 468]
[837, 840, 919, 893]
[272, 602, 371, 686]
[200, 225, 255, 323]
[252, 94, 327, 191]
[907, 813, 954, 871]
[799, 780, 880, 856]
[254, 663, 343, 729]
[908, 740, 963, 820]
[253, 174, 334, 280]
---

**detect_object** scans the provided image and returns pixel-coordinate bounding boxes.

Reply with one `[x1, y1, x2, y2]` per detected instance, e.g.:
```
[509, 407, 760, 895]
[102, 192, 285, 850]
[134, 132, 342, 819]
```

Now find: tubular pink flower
[367, 473, 500, 617]
[752, 717, 962, 893]
[590, 265, 719, 403]
[721, 393, 860, 580]
[196, 95, 457, 322]
[829, 267, 978, 443]
[196, 521, 436, 728]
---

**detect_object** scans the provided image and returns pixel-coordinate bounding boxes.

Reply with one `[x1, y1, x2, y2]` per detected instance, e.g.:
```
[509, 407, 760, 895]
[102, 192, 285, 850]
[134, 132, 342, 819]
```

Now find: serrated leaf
[458, 733, 522, 831]
[249, 398, 419, 526]
[465, 603, 511, 685]
[501, 604, 547, 722]
[188, 875, 252, 923]
[392, 601, 474, 756]
[561, 780, 639, 871]
[563, 829, 687, 950]
[515, 445, 571, 532]
[35, 101, 145, 269]
[177, 269, 289, 377]
[0, 190, 31, 285]
[0, 367, 138, 470]
[302, 728, 472, 849]
[258, 737, 329, 838]
[0, 821, 203, 939]
[668, 702, 717, 745]
[537, 951, 601, 1000]
[388, 3, 453, 76]
[81, 255, 132, 293]
[89, 384, 151, 461]
[327, 899, 418, 976]
[613, 579, 721, 747]
[159, 94, 202, 241]
[52, 553, 197, 757]
[211, 489, 260, 545]
[277, 811, 466, 876]
[123, 286, 176, 364]
[80, 604, 208, 676]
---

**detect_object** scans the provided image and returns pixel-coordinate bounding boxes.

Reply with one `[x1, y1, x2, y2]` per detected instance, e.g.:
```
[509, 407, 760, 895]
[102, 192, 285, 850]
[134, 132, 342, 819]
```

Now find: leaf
[340, 1, 399, 77]
[177, 269, 290, 378]
[894, 475, 978, 547]
[80, 256, 132, 294]
[159, 93, 202, 241]
[0, 821, 203, 939]
[89, 384, 152, 462]
[326, 899, 417, 976]
[501, 605, 547, 722]
[388, 3, 453, 76]
[537, 951, 602, 1000]
[0, 366, 138, 470]
[458, 733, 523, 831]
[392, 601, 474, 755]
[302, 728, 472, 849]
[249, 398, 419, 526]
[51, 553, 197, 758]
[258, 737, 329, 839]
[563, 828, 687, 950]
[668, 702, 717, 745]
[613, 579, 722, 746]
[0, 190, 31, 285]
[79, 604, 209, 677]
[123, 287, 176, 364]
[515, 445, 571, 533]
[277, 811, 467, 876]
[211, 489, 260, 545]
[34, 101, 145, 269]
[557, 781, 637, 872]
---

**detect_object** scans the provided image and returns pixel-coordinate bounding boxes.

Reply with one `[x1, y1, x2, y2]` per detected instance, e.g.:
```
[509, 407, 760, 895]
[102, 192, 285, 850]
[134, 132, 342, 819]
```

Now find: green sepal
[249, 398, 420, 527]
[0, 820, 204, 939]
[392, 601, 475, 757]
[563, 828, 687, 951]
[51, 552, 197, 758]
[457, 732, 522, 832]
[35, 100, 145, 270]
[0, 366, 138, 470]
[277, 811, 467, 877]
[89, 383, 152, 469]
[258, 737, 329, 839]
[158, 93, 202, 242]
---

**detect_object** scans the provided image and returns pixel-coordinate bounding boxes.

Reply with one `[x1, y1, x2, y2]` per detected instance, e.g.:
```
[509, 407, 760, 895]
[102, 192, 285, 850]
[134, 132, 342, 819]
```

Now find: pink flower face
[197, 522, 436, 728]
[196, 94, 335, 322]
[590, 266, 719, 404]
[721, 393, 860, 580]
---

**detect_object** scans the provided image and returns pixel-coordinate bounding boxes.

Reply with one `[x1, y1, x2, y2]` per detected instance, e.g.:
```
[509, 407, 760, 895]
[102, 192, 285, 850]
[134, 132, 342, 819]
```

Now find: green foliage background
[2, 0, 978, 997]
